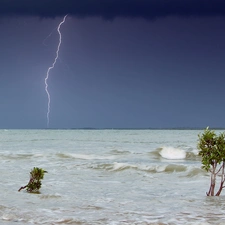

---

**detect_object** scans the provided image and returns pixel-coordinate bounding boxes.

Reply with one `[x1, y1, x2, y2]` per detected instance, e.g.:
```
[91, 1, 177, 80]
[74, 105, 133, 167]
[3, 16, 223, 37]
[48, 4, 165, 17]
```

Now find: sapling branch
[216, 164, 223, 175]
[18, 185, 28, 192]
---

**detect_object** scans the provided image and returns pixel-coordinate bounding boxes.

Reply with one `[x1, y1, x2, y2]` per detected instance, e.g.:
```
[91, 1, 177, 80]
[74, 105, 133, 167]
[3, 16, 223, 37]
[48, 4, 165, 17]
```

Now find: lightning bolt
[44, 15, 67, 128]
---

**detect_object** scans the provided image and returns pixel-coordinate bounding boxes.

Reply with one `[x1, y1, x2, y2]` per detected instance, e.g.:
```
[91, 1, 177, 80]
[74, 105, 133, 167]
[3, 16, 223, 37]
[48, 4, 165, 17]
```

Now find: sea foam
[159, 146, 186, 159]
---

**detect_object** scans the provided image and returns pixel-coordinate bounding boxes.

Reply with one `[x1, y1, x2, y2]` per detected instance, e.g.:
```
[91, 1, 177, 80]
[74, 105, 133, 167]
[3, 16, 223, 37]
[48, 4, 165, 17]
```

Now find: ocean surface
[0, 129, 225, 225]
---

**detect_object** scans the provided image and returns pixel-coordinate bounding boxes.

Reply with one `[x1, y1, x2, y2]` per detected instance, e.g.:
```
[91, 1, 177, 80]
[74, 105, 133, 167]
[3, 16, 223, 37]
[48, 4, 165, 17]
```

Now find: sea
[0, 129, 225, 225]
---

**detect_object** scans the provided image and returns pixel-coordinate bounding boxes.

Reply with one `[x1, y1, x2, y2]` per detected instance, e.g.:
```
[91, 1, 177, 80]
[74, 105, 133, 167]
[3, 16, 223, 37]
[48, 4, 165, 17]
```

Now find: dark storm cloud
[1, 0, 225, 19]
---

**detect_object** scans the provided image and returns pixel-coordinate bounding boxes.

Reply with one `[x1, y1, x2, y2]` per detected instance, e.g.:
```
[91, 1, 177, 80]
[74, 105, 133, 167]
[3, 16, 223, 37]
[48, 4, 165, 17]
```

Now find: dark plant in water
[197, 127, 225, 196]
[18, 167, 47, 193]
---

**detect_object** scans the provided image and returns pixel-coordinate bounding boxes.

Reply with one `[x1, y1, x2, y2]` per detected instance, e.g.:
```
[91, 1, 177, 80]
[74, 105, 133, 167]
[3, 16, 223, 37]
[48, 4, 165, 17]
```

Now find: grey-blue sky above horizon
[0, 1, 225, 129]
[1, 0, 225, 19]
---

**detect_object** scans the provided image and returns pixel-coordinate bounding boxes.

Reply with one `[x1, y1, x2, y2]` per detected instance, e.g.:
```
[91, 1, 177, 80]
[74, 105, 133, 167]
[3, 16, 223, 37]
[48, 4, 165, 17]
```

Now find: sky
[1, 0, 225, 129]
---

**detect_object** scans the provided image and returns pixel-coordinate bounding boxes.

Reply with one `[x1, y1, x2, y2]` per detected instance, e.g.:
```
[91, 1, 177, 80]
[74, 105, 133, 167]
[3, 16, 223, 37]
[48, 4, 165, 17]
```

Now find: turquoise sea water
[0, 129, 224, 224]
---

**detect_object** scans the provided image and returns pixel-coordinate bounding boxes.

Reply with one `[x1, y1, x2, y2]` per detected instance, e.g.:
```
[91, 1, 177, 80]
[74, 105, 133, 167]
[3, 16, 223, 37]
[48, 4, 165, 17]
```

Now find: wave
[1, 209, 87, 224]
[186, 151, 201, 161]
[109, 150, 131, 155]
[186, 168, 207, 177]
[91, 162, 204, 176]
[56, 153, 115, 160]
[151, 146, 200, 160]
[0, 152, 116, 161]
[39, 194, 62, 199]
[0, 152, 45, 160]
[159, 147, 186, 159]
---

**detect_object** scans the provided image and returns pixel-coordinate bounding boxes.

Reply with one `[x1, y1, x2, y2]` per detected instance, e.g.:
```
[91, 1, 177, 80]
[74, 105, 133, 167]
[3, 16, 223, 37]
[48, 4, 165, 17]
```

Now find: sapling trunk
[207, 163, 216, 196]
[216, 162, 225, 196]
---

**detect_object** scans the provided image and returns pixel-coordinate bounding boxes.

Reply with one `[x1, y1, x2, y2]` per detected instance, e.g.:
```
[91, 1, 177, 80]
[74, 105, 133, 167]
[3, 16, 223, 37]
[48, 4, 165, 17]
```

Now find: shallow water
[0, 129, 225, 224]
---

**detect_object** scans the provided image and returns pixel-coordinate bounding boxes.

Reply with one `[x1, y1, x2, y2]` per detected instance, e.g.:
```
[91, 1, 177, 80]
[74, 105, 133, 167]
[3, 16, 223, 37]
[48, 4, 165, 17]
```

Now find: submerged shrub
[197, 127, 225, 196]
[18, 167, 47, 193]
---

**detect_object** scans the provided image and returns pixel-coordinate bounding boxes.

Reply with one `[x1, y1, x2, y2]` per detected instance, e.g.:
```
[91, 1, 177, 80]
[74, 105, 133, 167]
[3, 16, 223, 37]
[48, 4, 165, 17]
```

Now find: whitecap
[159, 147, 186, 160]
[67, 153, 115, 160]
[112, 162, 133, 171]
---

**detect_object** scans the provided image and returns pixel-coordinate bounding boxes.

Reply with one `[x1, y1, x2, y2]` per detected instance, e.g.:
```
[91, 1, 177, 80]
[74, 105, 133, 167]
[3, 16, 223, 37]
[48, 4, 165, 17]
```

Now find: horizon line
[1, 127, 225, 130]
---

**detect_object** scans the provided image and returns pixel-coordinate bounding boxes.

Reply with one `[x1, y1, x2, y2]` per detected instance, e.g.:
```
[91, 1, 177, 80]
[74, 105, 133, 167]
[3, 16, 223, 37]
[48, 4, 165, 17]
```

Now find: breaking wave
[159, 147, 186, 159]
[151, 146, 200, 161]
[91, 162, 204, 176]
[56, 153, 115, 160]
